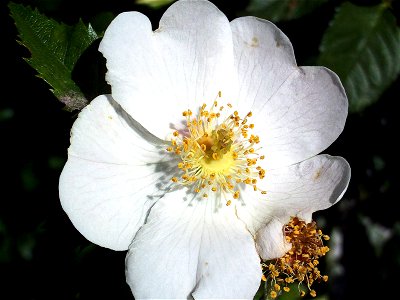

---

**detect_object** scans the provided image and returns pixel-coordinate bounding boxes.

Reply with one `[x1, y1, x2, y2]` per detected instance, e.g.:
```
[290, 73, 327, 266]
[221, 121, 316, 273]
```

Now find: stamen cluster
[263, 217, 330, 298]
[167, 93, 266, 205]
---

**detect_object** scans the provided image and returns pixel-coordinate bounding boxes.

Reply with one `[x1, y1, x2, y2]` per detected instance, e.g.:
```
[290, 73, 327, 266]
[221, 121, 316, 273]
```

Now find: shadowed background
[1, 0, 399, 299]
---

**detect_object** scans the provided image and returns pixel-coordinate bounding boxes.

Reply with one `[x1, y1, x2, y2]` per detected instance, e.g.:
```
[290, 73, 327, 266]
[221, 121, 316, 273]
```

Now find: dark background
[1, 0, 399, 299]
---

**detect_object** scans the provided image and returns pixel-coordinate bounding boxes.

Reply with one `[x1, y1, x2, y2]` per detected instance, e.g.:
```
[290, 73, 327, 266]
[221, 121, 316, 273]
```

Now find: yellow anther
[226, 200, 231, 206]
[263, 217, 331, 298]
[169, 101, 267, 204]
[283, 287, 290, 292]
[285, 277, 294, 283]
[261, 274, 267, 282]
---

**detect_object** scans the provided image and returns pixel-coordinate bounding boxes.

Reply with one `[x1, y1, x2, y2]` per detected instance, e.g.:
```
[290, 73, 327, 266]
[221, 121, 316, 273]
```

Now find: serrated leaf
[246, 0, 327, 22]
[318, 2, 400, 113]
[9, 2, 98, 111]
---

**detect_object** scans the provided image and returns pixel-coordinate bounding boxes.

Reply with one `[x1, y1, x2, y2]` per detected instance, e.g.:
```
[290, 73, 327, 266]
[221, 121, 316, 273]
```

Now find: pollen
[166, 92, 266, 205]
[262, 217, 330, 298]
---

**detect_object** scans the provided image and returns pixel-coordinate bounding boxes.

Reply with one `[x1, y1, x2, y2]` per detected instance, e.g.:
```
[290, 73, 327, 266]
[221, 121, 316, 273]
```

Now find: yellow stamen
[166, 94, 267, 205]
[263, 217, 330, 298]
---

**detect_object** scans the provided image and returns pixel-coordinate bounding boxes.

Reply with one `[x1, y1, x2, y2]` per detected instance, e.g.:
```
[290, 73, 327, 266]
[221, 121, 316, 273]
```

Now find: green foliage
[9, 2, 98, 111]
[263, 279, 308, 300]
[318, 2, 400, 113]
[246, 0, 327, 22]
[136, 0, 175, 9]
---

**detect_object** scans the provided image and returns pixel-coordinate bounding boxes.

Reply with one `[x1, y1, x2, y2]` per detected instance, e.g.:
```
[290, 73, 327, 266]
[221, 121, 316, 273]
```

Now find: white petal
[255, 219, 291, 261]
[126, 190, 261, 299]
[99, 0, 236, 140]
[237, 155, 350, 240]
[192, 202, 262, 299]
[254, 67, 348, 168]
[231, 17, 347, 168]
[59, 95, 172, 250]
[126, 189, 204, 299]
[231, 17, 297, 114]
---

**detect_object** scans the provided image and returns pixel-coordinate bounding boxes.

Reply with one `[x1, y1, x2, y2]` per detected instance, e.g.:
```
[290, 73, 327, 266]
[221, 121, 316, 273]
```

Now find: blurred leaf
[48, 156, 66, 170]
[34, 0, 63, 12]
[90, 12, 115, 36]
[360, 215, 393, 257]
[17, 234, 36, 261]
[0, 108, 14, 121]
[74, 243, 98, 263]
[136, 0, 175, 9]
[9, 2, 98, 111]
[253, 280, 265, 300]
[318, 2, 400, 113]
[264, 280, 307, 300]
[246, 0, 327, 22]
[21, 163, 39, 191]
[326, 228, 344, 277]
[0, 219, 12, 263]
[372, 155, 385, 171]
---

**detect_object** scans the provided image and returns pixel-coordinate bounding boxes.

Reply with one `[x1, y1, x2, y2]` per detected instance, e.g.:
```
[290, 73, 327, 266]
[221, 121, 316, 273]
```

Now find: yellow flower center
[166, 92, 266, 205]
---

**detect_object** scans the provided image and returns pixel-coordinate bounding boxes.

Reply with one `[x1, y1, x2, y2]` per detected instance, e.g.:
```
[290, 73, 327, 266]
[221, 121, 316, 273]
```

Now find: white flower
[59, 0, 351, 298]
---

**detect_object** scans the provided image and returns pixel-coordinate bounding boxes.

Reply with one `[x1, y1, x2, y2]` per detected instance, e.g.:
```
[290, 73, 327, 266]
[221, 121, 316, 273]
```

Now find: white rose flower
[59, 0, 350, 298]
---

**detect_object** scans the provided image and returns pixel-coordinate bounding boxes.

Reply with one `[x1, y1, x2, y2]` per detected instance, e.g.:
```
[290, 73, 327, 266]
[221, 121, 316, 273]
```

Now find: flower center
[166, 92, 266, 205]
[263, 217, 330, 298]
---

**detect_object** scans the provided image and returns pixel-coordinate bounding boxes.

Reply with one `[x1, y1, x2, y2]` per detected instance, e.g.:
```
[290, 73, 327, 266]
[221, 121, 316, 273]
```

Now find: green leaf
[318, 2, 400, 113]
[136, 0, 175, 9]
[246, 0, 327, 22]
[9, 2, 98, 111]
